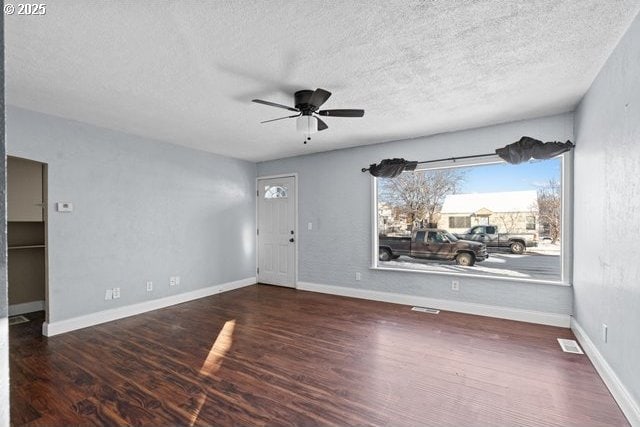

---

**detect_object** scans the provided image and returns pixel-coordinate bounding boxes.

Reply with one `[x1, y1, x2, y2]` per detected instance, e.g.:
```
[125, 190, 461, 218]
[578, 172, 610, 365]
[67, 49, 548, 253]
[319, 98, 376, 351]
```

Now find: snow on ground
[380, 249, 561, 280]
[381, 257, 531, 278]
[528, 242, 561, 255]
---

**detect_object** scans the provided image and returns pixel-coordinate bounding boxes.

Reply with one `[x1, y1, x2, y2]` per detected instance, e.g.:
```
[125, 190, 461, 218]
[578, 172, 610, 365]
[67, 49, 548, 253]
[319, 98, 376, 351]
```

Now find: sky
[456, 158, 561, 193]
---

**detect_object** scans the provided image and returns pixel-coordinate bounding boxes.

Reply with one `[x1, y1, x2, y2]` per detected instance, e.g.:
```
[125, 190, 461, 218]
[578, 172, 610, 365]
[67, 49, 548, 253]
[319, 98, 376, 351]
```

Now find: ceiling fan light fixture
[253, 88, 364, 137]
[296, 115, 318, 134]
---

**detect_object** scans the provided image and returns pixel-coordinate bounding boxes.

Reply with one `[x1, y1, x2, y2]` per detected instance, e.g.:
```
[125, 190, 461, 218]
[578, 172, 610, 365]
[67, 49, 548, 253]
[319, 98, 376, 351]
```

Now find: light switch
[308, 222, 313, 230]
[56, 202, 73, 212]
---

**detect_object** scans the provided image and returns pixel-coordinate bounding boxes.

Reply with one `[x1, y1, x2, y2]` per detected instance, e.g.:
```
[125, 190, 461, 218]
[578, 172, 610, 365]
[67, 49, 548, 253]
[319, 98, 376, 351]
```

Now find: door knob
[289, 238, 295, 243]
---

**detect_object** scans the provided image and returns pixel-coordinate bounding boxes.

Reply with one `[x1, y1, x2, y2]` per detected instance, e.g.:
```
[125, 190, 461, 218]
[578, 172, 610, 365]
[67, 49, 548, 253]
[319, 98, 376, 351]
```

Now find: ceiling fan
[252, 88, 364, 143]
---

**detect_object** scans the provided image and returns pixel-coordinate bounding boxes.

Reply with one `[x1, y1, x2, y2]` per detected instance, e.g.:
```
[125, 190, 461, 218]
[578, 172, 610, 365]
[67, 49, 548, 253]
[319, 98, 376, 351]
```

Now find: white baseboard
[43, 277, 256, 337]
[297, 282, 570, 327]
[9, 300, 45, 316]
[571, 318, 639, 426]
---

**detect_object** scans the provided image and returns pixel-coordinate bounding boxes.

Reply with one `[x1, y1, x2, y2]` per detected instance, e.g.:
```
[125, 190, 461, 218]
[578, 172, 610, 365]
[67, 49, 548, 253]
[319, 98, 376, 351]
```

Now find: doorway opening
[7, 156, 48, 335]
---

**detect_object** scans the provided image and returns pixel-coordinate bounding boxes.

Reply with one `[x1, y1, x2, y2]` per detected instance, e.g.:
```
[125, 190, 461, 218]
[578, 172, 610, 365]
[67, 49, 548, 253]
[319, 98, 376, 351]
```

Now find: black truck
[379, 229, 489, 266]
[454, 225, 538, 254]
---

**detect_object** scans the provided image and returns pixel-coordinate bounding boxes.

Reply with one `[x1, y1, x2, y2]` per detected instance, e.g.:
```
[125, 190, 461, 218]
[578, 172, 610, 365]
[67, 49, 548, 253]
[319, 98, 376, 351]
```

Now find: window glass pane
[376, 158, 563, 283]
[449, 217, 471, 229]
[264, 185, 288, 199]
[526, 216, 536, 230]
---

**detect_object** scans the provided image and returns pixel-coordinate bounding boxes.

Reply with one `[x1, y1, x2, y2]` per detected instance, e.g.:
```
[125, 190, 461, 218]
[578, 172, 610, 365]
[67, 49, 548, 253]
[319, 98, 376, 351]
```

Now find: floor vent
[9, 315, 30, 326]
[557, 338, 584, 354]
[411, 306, 440, 314]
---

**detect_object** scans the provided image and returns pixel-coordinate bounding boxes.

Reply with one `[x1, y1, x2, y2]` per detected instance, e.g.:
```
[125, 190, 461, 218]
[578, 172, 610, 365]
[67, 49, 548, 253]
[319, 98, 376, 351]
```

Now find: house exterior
[377, 203, 411, 236]
[437, 190, 538, 234]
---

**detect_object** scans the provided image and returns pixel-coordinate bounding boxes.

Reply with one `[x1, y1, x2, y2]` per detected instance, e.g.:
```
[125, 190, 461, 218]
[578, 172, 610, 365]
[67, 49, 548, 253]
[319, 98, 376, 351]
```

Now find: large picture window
[374, 157, 566, 283]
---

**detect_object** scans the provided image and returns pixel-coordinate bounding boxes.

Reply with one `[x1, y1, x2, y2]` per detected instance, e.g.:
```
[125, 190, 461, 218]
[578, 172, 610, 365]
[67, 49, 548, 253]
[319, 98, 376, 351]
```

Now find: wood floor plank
[10, 284, 629, 426]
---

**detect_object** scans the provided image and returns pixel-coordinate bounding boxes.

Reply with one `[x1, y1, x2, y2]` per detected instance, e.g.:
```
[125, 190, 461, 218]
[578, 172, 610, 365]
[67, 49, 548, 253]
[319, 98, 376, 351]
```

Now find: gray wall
[573, 13, 640, 405]
[6, 106, 256, 322]
[258, 114, 573, 314]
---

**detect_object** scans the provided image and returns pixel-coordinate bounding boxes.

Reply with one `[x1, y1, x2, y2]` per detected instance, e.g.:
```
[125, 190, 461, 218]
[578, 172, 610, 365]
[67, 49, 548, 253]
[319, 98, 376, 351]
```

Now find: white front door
[257, 176, 296, 287]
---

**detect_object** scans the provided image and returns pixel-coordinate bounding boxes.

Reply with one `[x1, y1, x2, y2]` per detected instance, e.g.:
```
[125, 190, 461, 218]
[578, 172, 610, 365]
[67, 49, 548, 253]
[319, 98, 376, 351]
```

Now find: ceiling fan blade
[308, 88, 332, 109]
[316, 117, 328, 131]
[261, 114, 300, 124]
[252, 99, 299, 112]
[318, 109, 365, 117]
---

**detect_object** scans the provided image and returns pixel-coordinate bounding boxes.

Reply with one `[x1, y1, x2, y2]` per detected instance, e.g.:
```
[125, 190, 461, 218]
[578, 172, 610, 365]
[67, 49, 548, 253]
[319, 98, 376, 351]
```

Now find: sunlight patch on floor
[190, 319, 236, 426]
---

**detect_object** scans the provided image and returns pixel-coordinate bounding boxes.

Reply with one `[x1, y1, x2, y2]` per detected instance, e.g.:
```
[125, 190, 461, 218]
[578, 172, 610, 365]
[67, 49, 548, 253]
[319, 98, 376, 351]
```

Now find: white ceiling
[6, 1, 640, 162]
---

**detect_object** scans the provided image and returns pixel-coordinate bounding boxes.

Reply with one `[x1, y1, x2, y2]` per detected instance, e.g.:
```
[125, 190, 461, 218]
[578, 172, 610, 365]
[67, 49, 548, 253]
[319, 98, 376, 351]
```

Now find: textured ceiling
[6, 1, 640, 162]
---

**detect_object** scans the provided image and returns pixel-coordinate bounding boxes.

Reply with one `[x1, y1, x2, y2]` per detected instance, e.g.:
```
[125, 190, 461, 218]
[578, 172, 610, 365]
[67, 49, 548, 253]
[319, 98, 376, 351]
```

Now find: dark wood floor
[10, 284, 628, 426]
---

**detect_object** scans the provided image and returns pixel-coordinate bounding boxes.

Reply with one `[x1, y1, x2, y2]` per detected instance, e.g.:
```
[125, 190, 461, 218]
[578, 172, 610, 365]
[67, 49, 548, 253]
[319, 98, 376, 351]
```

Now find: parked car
[539, 233, 553, 243]
[454, 225, 537, 254]
[379, 229, 489, 266]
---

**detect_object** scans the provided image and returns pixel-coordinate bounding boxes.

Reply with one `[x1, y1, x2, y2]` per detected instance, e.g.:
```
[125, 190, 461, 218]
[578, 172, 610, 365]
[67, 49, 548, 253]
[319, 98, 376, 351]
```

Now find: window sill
[370, 265, 571, 286]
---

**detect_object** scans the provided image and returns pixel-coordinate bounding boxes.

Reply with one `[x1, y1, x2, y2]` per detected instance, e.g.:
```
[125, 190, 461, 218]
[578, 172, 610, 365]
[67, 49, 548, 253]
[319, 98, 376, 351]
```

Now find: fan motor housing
[294, 90, 315, 113]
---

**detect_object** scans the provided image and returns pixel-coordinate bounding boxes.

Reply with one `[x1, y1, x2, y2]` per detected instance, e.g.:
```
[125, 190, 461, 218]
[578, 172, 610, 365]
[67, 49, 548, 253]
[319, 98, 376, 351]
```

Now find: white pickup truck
[454, 225, 538, 254]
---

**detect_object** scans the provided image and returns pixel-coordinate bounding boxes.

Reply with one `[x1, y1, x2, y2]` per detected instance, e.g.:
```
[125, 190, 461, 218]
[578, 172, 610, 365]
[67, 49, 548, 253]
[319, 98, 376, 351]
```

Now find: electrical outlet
[169, 276, 176, 286]
[355, 272, 361, 281]
[146, 281, 153, 291]
[451, 280, 460, 291]
[105, 289, 113, 300]
[602, 323, 608, 343]
[112, 287, 121, 299]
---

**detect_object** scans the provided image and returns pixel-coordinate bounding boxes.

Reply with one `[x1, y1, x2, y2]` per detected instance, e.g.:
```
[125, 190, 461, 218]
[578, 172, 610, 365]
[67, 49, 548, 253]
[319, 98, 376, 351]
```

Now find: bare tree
[537, 179, 561, 243]
[497, 212, 522, 234]
[378, 169, 466, 231]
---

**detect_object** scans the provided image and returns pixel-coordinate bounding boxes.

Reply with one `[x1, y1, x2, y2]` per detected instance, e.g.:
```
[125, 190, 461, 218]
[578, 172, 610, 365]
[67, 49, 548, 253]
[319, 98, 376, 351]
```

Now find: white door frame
[256, 173, 298, 287]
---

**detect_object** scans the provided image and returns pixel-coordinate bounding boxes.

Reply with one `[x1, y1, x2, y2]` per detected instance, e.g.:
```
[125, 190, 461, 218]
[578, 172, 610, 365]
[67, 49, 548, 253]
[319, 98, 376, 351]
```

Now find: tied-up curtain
[367, 158, 418, 178]
[495, 136, 574, 164]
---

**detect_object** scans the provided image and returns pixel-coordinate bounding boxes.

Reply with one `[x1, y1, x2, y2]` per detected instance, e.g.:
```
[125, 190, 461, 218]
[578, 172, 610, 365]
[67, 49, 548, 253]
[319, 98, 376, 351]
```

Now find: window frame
[370, 154, 572, 286]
